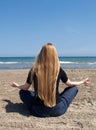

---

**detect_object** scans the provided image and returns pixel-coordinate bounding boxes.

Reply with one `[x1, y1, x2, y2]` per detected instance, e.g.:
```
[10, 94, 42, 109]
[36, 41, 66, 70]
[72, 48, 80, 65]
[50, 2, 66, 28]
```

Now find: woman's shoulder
[60, 67, 64, 72]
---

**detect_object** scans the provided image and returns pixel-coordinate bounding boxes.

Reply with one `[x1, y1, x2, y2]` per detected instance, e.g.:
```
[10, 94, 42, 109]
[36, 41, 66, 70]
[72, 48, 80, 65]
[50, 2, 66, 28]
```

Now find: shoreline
[0, 56, 96, 70]
[0, 67, 96, 71]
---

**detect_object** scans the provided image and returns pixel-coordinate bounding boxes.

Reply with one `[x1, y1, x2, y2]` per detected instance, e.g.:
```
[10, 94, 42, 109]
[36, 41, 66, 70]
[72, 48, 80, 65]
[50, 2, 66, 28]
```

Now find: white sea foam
[0, 62, 18, 64]
[60, 61, 75, 64]
[88, 62, 96, 65]
[60, 61, 96, 65]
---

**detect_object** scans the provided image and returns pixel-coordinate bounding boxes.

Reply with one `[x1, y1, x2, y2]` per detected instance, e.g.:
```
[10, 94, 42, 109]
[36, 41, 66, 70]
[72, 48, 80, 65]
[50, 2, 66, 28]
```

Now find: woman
[11, 43, 90, 117]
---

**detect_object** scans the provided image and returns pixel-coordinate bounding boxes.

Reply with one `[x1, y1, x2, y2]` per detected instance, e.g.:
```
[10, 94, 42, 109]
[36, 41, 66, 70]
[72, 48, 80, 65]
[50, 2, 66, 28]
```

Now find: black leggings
[19, 86, 78, 117]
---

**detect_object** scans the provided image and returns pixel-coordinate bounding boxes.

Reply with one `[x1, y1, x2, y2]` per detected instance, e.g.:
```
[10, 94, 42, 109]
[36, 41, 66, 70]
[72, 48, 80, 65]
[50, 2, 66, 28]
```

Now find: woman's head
[33, 43, 60, 107]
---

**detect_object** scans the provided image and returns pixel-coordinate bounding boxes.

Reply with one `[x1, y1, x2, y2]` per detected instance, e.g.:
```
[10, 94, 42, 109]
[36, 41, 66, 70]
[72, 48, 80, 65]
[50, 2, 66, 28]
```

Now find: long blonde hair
[31, 43, 60, 107]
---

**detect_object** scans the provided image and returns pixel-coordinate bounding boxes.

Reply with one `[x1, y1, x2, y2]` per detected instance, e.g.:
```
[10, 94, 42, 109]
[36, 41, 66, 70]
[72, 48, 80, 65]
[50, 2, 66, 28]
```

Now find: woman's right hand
[83, 78, 91, 85]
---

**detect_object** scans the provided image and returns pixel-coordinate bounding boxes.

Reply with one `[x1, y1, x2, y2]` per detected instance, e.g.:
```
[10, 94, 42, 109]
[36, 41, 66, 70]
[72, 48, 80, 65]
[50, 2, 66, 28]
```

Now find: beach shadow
[3, 99, 30, 117]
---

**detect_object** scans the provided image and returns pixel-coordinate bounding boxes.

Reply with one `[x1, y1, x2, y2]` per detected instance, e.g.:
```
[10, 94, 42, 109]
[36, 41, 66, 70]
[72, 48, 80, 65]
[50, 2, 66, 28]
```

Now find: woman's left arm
[11, 82, 30, 90]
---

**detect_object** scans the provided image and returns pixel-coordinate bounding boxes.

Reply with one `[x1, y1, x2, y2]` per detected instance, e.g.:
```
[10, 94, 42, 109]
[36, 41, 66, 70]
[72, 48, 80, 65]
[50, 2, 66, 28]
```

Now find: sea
[0, 56, 96, 70]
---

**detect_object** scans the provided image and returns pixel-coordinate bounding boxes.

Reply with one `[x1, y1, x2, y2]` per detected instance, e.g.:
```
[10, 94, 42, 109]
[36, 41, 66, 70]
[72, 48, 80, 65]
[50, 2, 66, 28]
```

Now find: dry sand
[0, 69, 96, 130]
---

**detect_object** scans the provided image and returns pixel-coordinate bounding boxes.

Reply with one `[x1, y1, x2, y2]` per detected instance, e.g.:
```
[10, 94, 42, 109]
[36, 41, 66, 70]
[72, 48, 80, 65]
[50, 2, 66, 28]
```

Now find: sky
[0, 0, 96, 57]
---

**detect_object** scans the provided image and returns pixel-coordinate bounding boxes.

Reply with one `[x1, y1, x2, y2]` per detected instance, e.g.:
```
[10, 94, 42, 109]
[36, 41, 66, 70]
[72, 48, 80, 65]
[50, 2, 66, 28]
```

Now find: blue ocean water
[0, 56, 96, 69]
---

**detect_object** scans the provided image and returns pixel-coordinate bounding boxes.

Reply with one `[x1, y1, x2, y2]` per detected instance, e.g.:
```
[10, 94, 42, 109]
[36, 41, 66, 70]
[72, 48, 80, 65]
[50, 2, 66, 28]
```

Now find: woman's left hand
[11, 82, 19, 88]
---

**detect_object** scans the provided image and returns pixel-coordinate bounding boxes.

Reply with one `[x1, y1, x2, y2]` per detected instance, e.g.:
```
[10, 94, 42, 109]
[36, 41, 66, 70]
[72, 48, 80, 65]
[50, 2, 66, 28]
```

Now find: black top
[26, 67, 68, 103]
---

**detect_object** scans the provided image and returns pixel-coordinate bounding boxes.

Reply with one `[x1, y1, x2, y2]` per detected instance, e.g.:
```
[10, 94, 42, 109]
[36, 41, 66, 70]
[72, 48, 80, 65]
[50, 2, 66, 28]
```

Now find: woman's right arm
[60, 67, 91, 87]
[65, 78, 91, 87]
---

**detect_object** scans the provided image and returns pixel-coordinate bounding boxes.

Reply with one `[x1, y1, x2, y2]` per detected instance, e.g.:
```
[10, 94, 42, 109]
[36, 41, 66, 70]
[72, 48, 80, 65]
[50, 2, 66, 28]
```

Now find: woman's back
[30, 43, 60, 107]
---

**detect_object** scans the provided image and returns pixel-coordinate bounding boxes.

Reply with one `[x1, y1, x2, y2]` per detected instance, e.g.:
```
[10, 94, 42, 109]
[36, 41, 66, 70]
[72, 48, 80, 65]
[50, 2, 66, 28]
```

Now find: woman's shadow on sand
[3, 99, 30, 117]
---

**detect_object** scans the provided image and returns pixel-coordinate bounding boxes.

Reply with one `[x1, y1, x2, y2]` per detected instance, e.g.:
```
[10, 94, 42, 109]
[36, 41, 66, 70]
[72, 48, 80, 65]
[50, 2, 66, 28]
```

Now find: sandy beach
[0, 69, 96, 130]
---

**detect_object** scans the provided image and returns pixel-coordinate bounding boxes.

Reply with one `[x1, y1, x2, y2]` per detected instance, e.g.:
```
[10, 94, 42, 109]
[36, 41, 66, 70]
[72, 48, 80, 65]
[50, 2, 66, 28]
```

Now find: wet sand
[0, 69, 96, 130]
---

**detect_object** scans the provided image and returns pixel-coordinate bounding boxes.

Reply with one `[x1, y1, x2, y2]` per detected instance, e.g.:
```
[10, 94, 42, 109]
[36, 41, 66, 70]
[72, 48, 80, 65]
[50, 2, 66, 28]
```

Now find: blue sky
[0, 0, 96, 56]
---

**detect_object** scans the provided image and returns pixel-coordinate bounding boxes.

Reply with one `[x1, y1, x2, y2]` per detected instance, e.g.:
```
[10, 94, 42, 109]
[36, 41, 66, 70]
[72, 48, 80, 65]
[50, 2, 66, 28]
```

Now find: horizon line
[0, 55, 96, 57]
